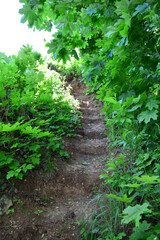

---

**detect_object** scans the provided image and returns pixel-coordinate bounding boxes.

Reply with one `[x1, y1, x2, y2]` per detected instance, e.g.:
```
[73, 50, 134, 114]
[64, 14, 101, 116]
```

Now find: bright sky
[0, 0, 56, 56]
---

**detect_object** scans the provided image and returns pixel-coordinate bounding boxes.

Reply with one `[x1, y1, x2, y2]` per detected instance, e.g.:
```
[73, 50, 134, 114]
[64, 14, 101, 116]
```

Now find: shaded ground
[0, 79, 109, 240]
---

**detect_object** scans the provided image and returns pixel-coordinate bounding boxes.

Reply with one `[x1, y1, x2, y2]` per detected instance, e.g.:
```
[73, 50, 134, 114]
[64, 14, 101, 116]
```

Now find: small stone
[0, 195, 13, 215]
[14, 188, 18, 193]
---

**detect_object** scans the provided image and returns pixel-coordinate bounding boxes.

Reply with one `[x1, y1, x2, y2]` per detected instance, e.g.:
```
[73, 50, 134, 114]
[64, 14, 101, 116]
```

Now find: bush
[0, 45, 80, 181]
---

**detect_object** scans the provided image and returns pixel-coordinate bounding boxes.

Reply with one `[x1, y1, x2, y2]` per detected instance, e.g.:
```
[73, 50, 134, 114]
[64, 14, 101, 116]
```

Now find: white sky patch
[0, 0, 56, 56]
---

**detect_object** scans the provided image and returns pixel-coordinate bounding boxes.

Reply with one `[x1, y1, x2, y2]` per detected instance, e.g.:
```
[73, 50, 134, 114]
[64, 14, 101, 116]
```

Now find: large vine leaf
[122, 203, 151, 227]
[137, 110, 158, 124]
[19, 3, 38, 27]
[146, 99, 159, 110]
[129, 221, 151, 240]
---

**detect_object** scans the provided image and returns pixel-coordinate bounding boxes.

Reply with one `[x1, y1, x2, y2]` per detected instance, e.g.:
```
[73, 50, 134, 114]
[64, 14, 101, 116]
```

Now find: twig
[151, 140, 160, 147]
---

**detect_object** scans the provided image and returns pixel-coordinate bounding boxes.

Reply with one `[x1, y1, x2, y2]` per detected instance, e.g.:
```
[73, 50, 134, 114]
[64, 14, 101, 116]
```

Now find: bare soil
[0, 80, 109, 240]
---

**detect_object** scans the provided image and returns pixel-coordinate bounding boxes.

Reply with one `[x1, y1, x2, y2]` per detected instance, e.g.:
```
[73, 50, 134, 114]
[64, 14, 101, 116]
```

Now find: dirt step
[79, 100, 90, 108]
[69, 152, 108, 163]
[65, 159, 106, 183]
[80, 122, 106, 139]
[76, 129, 106, 139]
[65, 138, 108, 155]
[79, 100, 102, 109]
[44, 195, 92, 224]
[79, 107, 102, 117]
[82, 115, 104, 123]
[45, 172, 97, 198]
[73, 93, 93, 100]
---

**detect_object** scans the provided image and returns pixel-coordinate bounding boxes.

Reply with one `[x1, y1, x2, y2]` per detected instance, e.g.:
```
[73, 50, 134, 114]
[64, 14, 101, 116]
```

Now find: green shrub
[0, 45, 80, 181]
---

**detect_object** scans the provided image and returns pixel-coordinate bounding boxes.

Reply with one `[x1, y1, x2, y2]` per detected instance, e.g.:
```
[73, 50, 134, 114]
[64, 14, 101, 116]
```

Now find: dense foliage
[18, 0, 160, 238]
[0, 45, 80, 182]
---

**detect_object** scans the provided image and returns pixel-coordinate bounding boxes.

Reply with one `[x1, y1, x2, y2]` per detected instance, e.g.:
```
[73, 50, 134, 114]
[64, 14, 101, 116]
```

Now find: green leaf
[146, 99, 159, 110]
[137, 110, 158, 124]
[117, 232, 126, 239]
[147, 235, 159, 240]
[81, 162, 90, 166]
[106, 194, 132, 203]
[125, 183, 142, 188]
[86, 8, 97, 16]
[10, 143, 19, 149]
[135, 175, 160, 184]
[7, 170, 15, 179]
[19, 4, 38, 28]
[54, 52, 57, 60]
[104, 97, 118, 104]
[129, 221, 151, 240]
[0, 151, 14, 167]
[117, 37, 125, 47]
[120, 25, 129, 38]
[37, 131, 51, 138]
[31, 156, 40, 165]
[1, 122, 20, 132]
[122, 203, 151, 227]
[17, 173, 23, 180]
[26, 164, 34, 170]
[115, 0, 130, 15]
[22, 164, 34, 173]
[72, 50, 79, 60]
[122, 13, 131, 27]
[105, 28, 117, 38]
[133, 3, 149, 17]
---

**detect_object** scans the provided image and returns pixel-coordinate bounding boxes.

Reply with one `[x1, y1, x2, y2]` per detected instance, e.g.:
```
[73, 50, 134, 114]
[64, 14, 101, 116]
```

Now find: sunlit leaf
[135, 175, 160, 184]
[106, 194, 133, 203]
[133, 3, 149, 17]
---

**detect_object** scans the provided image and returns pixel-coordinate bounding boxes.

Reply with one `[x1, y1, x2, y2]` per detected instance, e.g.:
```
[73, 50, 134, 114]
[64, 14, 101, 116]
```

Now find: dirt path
[0, 80, 109, 240]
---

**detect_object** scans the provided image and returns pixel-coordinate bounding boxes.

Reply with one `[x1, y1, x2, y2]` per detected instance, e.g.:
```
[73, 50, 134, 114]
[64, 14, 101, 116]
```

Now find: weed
[6, 208, 14, 215]
[34, 210, 43, 215]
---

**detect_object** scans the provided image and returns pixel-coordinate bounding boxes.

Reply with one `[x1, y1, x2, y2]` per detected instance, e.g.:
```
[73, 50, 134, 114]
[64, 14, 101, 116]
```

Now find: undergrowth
[0, 45, 80, 185]
[48, 58, 82, 80]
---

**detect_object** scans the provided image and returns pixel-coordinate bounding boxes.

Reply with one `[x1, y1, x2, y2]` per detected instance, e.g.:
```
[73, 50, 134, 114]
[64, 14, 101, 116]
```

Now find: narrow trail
[0, 80, 109, 240]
